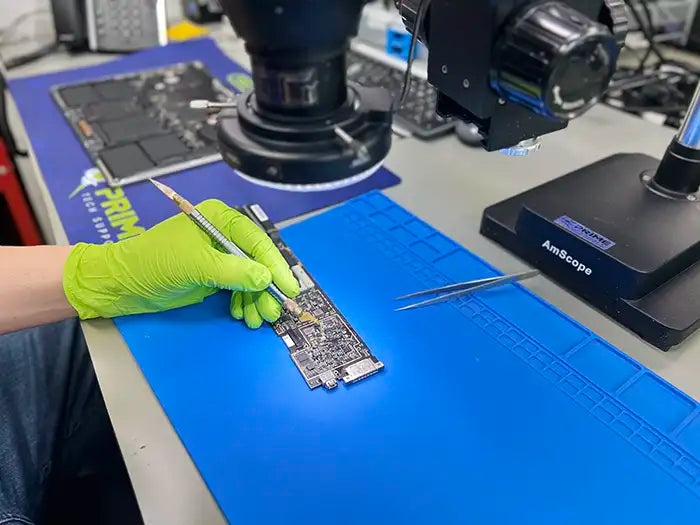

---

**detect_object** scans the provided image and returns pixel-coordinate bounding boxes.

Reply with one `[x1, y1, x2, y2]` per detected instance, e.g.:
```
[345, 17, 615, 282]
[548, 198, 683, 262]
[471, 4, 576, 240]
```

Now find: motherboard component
[52, 62, 233, 187]
[236, 204, 384, 390]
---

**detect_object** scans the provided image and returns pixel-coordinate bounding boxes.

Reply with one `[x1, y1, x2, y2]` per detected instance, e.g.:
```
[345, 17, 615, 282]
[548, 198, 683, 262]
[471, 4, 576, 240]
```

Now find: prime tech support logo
[69, 168, 106, 198]
[69, 167, 144, 243]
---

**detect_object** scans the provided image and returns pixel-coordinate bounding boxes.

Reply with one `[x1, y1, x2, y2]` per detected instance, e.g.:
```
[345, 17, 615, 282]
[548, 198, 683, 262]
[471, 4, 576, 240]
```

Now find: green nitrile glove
[63, 199, 299, 328]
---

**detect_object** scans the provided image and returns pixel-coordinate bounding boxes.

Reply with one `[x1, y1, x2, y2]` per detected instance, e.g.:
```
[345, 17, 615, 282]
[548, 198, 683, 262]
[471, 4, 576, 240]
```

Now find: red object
[0, 138, 42, 245]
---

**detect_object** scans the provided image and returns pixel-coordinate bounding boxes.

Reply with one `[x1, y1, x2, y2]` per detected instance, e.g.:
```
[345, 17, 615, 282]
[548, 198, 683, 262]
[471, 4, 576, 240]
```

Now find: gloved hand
[63, 199, 299, 328]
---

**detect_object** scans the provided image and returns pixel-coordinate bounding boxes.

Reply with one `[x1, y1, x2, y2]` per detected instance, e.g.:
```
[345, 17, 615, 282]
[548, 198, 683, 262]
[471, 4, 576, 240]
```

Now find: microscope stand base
[481, 153, 700, 350]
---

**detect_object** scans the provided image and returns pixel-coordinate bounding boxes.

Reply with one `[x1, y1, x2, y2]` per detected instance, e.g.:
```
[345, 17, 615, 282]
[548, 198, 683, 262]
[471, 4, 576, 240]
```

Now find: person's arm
[0, 200, 299, 336]
[0, 246, 76, 334]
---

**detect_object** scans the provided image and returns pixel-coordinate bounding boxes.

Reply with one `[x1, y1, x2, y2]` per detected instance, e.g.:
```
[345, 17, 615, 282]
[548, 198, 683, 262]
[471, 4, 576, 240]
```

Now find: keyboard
[346, 45, 455, 140]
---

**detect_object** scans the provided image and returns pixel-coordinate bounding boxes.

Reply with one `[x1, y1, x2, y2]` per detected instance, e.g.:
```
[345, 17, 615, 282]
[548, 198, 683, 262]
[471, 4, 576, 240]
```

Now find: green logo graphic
[227, 72, 253, 93]
[69, 168, 105, 198]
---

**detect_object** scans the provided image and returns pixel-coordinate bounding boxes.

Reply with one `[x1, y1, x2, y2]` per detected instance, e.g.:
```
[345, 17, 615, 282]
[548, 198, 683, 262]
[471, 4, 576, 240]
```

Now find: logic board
[51, 61, 233, 187]
[236, 204, 384, 390]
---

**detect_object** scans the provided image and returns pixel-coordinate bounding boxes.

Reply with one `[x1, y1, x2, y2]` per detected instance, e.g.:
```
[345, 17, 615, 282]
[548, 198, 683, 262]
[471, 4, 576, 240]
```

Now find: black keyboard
[346, 49, 455, 140]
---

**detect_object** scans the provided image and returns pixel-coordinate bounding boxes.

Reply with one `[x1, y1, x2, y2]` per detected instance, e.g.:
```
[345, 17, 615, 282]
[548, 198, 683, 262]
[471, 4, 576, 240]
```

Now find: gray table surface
[8, 26, 700, 525]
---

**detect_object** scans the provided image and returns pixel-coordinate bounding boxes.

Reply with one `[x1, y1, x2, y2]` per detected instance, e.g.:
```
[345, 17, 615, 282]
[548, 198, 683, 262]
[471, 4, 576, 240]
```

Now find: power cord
[604, 1, 699, 128]
[392, 0, 430, 112]
[2, 40, 60, 70]
[628, 0, 664, 71]
[0, 8, 60, 71]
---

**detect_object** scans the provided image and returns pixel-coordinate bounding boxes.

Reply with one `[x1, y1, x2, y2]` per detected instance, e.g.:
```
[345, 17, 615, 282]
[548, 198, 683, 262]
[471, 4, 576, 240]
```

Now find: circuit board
[236, 204, 384, 390]
[51, 61, 233, 187]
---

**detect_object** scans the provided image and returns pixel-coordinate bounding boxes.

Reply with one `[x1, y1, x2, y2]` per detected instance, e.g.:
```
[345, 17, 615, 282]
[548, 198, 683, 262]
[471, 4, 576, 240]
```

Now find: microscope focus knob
[600, 0, 629, 48]
[492, 1, 618, 120]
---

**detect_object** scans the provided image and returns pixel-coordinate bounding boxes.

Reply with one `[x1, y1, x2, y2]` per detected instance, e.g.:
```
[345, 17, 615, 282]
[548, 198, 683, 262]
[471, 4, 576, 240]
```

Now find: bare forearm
[0, 246, 76, 334]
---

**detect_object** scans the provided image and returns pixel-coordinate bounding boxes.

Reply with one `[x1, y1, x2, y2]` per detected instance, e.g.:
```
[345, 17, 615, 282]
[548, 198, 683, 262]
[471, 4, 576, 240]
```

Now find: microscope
[215, 1, 700, 349]
[214, 0, 625, 187]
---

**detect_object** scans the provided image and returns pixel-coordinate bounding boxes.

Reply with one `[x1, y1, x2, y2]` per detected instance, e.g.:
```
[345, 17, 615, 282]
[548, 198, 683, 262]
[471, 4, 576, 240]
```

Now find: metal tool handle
[190, 209, 289, 305]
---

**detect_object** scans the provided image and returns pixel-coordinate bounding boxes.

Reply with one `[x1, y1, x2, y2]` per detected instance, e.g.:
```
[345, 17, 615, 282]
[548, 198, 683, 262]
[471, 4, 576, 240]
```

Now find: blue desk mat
[8, 39, 400, 244]
[116, 191, 700, 524]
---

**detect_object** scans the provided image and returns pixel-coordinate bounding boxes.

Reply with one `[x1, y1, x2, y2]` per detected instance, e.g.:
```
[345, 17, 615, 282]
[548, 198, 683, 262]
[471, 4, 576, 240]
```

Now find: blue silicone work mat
[8, 38, 400, 244]
[116, 191, 700, 524]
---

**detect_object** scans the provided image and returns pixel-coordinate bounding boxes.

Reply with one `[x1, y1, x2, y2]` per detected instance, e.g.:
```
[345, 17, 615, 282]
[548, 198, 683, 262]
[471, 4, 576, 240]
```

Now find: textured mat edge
[341, 191, 700, 496]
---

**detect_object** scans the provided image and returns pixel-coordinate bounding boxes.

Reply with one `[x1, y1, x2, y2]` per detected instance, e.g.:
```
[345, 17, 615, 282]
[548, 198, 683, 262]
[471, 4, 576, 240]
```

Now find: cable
[626, 0, 664, 70]
[636, 0, 656, 36]
[1, 41, 60, 70]
[0, 7, 59, 72]
[638, 0, 663, 70]
[0, 8, 50, 46]
[392, 0, 430, 112]
[609, 71, 681, 93]
[602, 1, 700, 127]
[624, 0, 700, 77]
[614, 104, 688, 113]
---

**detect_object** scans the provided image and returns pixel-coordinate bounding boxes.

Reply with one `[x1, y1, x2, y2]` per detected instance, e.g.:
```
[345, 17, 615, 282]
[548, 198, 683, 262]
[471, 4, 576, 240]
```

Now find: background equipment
[392, 0, 627, 152]
[51, 0, 168, 52]
[51, 0, 89, 50]
[52, 61, 232, 186]
[215, 0, 393, 191]
[215, 0, 626, 188]
[85, 0, 167, 52]
[347, 43, 455, 140]
[181, 0, 224, 24]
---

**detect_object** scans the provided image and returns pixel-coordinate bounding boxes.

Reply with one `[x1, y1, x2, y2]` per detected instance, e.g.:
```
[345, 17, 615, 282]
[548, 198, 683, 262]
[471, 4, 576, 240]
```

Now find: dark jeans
[0, 319, 141, 525]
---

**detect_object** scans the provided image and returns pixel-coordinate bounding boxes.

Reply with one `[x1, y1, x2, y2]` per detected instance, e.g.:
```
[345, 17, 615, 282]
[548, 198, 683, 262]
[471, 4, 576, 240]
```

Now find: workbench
[8, 22, 700, 525]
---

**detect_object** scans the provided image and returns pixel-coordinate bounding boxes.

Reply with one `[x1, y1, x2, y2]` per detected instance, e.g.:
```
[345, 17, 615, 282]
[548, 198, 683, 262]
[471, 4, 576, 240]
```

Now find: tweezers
[394, 269, 540, 311]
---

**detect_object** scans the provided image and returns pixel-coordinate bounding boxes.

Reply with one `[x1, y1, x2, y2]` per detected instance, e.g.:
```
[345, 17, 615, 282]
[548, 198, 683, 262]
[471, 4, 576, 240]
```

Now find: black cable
[638, 0, 665, 68]
[2, 41, 60, 70]
[637, 44, 654, 71]
[636, 0, 656, 36]
[608, 75, 670, 93]
[605, 2, 698, 127]
[392, 0, 430, 112]
[626, 0, 664, 70]
[608, 103, 687, 113]
[626, 0, 700, 77]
